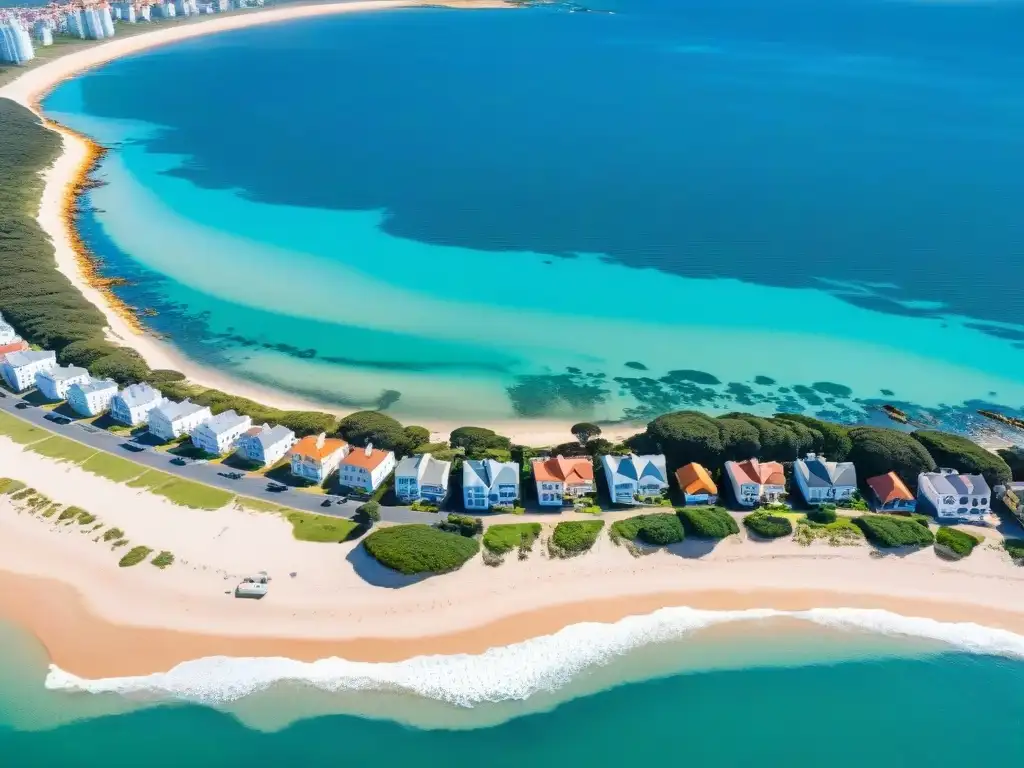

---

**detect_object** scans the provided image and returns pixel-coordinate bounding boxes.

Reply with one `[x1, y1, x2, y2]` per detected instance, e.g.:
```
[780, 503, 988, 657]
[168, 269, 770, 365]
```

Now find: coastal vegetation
[363, 524, 479, 575]
[436, 513, 483, 538]
[335, 411, 426, 456]
[678, 507, 739, 539]
[570, 423, 602, 444]
[0, 478, 26, 496]
[549, 520, 605, 557]
[742, 510, 793, 539]
[806, 505, 837, 524]
[151, 550, 175, 569]
[910, 431, 1012, 487]
[610, 512, 684, 545]
[935, 526, 981, 559]
[449, 426, 512, 459]
[795, 515, 863, 546]
[118, 545, 153, 567]
[846, 427, 936, 489]
[1004, 539, 1024, 562]
[102, 527, 125, 542]
[482, 522, 542, 555]
[852, 514, 934, 548]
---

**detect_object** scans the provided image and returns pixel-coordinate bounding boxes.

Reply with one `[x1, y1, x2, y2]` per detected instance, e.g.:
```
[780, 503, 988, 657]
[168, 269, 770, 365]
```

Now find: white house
[1, 350, 56, 392]
[35, 365, 90, 401]
[793, 453, 857, 505]
[190, 409, 252, 456]
[290, 433, 349, 483]
[463, 459, 520, 511]
[237, 423, 296, 467]
[600, 454, 669, 505]
[724, 458, 786, 507]
[67, 378, 118, 417]
[338, 444, 397, 493]
[531, 455, 595, 507]
[918, 468, 990, 523]
[110, 383, 166, 426]
[148, 398, 212, 442]
[394, 452, 452, 504]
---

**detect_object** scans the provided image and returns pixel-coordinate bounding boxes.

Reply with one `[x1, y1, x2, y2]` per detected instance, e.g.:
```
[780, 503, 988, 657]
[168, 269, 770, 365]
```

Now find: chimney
[315, 433, 325, 450]
[365, 442, 373, 457]
[806, 452, 816, 461]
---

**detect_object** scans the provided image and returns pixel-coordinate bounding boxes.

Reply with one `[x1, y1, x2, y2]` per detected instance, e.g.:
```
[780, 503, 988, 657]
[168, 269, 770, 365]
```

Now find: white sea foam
[43, 607, 1024, 707]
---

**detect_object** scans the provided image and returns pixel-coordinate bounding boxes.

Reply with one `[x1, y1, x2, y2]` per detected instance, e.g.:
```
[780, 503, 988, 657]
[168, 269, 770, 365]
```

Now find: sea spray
[44, 607, 1024, 707]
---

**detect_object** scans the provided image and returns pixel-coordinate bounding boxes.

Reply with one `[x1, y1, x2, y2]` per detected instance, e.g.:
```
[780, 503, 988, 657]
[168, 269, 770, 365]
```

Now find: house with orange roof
[675, 462, 718, 505]
[0, 339, 29, 364]
[724, 458, 786, 507]
[531, 455, 595, 507]
[290, 433, 349, 484]
[866, 472, 916, 513]
[339, 443, 397, 493]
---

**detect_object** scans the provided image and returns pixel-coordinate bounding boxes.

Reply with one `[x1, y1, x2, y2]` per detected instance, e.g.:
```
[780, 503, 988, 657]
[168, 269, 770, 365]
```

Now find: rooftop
[533, 455, 594, 484]
[291, 433, 347, 461]
[727, 458, 785, 487]
[341, 444, 394, 471]
[70, 377, 118, 396]
[4, 350, 55, 368]
[39, 364, 88, 382]
[244, 423, 295, 449]
[154, 398, 209, 422]
[675, 462, 718, 496]
[866, 472, 913, 504]
[197, 409, 249, 435]
[116, 382, 163, 408]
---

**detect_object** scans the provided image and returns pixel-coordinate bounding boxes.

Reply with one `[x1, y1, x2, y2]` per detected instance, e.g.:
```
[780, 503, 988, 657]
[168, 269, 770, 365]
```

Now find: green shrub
[483, 523, 542, 555]
[610, 513, 684, 546]
[76, 512, 97, 525]
[118, 546, 153, 567]
[677, 507, 739, 539]
[355, 501, 381, 524]
[436, 513, 483, 538]
[807, 505, 837, 524]
[911, 430, 1012, 487]
[743, 511, 793, 539]
[449, 426, 511, 458]
[336, 411, 414, 455]
[409, 500, 439, 513]
[853, 515, 935, 548]
[550, 520, 605, 557]
[363, 525, 479, 574]
[935, 527, 981, 558]
[151, 551, 175, 569]
[10, 487, 35, 501]
[1004, 539, 1024, 561]
[57, 506, 81, 521]
[103, 527, 125, 542]
[910, 513, 932, 528]
[0, 478, 26, 495]
[846, 427, 936, 490]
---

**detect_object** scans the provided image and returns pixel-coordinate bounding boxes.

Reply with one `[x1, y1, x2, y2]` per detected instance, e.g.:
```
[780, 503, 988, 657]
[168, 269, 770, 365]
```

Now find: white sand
[0, 0, 632, 447]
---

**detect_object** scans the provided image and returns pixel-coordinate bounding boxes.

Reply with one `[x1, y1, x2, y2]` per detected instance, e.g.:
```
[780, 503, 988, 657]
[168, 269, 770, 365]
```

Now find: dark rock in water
[812, 381, 853, 398]
[753, 375, 775, 386]
[663, 369, 721, 386]
[882, 404, 909, 424]
[880, 388, 894, 396]
[376, 390, 402, 410]
[625, 361, 647, 371]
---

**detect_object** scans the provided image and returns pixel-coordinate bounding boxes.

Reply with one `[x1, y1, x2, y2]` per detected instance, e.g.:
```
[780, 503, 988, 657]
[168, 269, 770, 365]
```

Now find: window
[959, 496, 968, 505]
[981, 498, 988, 505]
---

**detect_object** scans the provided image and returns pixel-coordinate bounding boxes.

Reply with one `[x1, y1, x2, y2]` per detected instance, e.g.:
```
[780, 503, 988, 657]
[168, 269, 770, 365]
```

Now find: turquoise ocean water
[42, 0, 1024, 430]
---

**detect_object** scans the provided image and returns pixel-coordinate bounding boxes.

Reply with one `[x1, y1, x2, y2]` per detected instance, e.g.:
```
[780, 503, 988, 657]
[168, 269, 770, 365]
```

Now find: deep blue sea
[43, 0, 1024, 430]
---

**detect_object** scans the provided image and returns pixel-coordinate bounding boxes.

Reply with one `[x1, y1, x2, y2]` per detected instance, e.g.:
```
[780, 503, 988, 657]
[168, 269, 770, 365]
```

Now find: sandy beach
[2, 434, 1024, 681]
[0, 0, 644, 448]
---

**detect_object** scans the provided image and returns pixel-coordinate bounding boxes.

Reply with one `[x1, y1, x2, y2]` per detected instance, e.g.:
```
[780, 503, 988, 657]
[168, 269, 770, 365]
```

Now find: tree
[90, 350, 151, 385]
[586, 438, 614, 457]
[356, 501, 381, 526]
[59, 339, 114, 369]
[998, 447, 1024, 482]
[911, 430, 1012, 488]
[571, 422, 602, 445]
[847, 427, 936, 490]
[337, 411, 410, 454]
[645, 411, 724, 469]
[775, 414, 852, 461]
[449, 426, 511, 458]
[403, 425, 430, 450]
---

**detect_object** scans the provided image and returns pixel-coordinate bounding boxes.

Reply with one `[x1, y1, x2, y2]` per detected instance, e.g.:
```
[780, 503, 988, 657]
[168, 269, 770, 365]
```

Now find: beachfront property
[0, 314, 19, 345]
[675, 462, 718, 505]
[394, 452, 451, 504]
[338, 444, 396, 493]
[792, 453, 857, 506]
[917, 468, 990, 523]
[0, 350, 56, 392]
[531, 455, 595, 507]
[35, 364, 90, 401]
[600, 454, 669, 505]
[190, 409, 252, 456]
[463, 459, 520, 510]
[866, 472, 917, 513]
[66, 378, 119, 417]
[110, 383, 166, 427]
[148, 398, 213, 442]
[0, 15, 34, 64]
[0, 340, 29, 363]
[290, 433, 349, 484]
[236, 423, 296, 467]
[724, 458, 786, 507]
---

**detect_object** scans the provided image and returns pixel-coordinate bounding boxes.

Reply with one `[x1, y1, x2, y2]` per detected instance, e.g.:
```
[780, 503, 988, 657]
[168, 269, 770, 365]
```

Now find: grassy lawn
[80, 453, 146, 483]
[126, 469, 176, 490]
[795, 515, 865, 546]
[27, 435, 97, 464]
[149, 478, 233, 510]
[284, 511, 361, 543]
[483, 522, 542, 554]
[0, 411, 51, 444]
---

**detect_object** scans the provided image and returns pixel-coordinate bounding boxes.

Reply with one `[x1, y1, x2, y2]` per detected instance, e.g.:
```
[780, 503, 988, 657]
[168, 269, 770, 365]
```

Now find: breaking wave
[44, 607, 1024, 707]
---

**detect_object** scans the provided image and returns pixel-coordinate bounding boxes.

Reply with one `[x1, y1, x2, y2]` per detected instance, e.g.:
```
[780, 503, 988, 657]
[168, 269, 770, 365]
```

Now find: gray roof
[602, 454, 668, 485]
[397, 453, 452, 486]
[154, 398, 209, 422]
[924, 471, 989, 497]
[40, 364, 88, 382]
[244, 423, 294, 449]
[796, 454, 856, 488]
[464, 459, 518, 487]
[195, 409, 246, 435]
[4, 350, 55, 368]
[116, 382, 162, 408]
[70, 378, 118, 395]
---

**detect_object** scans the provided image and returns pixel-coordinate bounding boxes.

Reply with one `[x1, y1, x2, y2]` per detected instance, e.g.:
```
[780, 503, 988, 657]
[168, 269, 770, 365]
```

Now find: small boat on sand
[235, 573, 269, 599]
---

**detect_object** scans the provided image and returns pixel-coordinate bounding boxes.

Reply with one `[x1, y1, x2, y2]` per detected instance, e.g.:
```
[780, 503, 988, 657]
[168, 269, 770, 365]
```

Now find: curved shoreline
[0, 0, 629, 446]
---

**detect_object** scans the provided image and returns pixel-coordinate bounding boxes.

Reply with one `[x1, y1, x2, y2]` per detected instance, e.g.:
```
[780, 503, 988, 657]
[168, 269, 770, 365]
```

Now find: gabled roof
[923, 470, 990, 497]
[39, 364, 88, 382]
[291, 433, 347, 461]
[396, 453, 451, 486]
[70, 377, 118, 396]
[675, 462, 718, 496]
[866, 472, 913, 504]
[116, 382, 163, 408]
[153, 398, 209, 423]
[533, 455, 594, 484]
[341, 445, 394, 471]
[464, 459, 519, 488]
[602, 454, 668, 486]
[0, 340, 29, 359]
[3, 350, 55, 368]
[728, 459, 785, 487]
[195, 409, 248, 436]
[796, 454, 856, 488]
[243, 423, 295, 449]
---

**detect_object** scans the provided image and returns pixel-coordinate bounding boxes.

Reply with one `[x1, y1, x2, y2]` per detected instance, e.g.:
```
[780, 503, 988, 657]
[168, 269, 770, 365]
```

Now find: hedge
[911, 430, 1012, 487]
[610, 513, 684, 546]
[935, 527, 981, 558]
[363, 525, 479, 575]
[852, 515, 934, 548]
[677, 506, 739, 539]
[550, 520, 605, 556]
[743, 511, 793, 539]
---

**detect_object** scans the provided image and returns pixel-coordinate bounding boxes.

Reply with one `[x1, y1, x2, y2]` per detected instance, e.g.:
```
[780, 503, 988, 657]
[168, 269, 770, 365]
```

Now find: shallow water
[42, 0, 1024, 428]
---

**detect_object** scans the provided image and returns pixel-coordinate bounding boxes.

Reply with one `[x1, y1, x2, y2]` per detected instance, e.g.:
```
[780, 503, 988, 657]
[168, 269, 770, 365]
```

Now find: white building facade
[338, 444, 396, 493]
[793, 453, 857, 506]
[110, 383, 166, 426]
[1, 350, 56, 392]
[148, 399, 212, 442]
[67, 378, 119, 417]
[394, 452, 451, 503]
[463, 459, 520, 511]
[600, 454, 669, 505]
[190, 410, 252, 456]
[237, 423, 296, 467]
[35, 365, 90, 401]
[918, 469, 991, 523]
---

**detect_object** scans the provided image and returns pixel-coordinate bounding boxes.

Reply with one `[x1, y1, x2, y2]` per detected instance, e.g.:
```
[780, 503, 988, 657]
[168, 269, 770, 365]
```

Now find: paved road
[0, 390, 438, 525]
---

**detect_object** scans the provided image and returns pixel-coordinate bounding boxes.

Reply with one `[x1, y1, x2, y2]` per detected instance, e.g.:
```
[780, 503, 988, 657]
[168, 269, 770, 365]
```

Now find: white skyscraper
[117, 2, 137, 22]
[138, 4, 151, 21]
[66, 9, 86, 39]
[174, 0, 191, 16]
[0, 16, 35, 65]
[33, 20, 53, 46]
[100, 6, 116, 37]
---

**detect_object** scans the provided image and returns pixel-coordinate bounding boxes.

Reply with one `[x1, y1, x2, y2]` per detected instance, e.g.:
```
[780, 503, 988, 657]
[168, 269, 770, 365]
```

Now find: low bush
[151, 551, 175, 569]
[610, 513, 684, 546]
[482, 523, 542, 555]
[807, 505, 837, 524]
[364, 525, 479, 574]
[743, 511, 793, 539]
[910, 513, 932, 528]
[677, 507, 739, 539]
[102, 527, 125, 542]
[76, 512, 97, 525]
[0, 478, 26, 495]
[853, 515, 935, 548]
[57, 506, 81, 521]
[355, 501, 381, 525]
[409, 501, 439, 513]
[118, 546, 153, 567]
[550, 520, 605, 557]
[436, 513, 483, 538]
[1004, 539, 1024, 561]
[935, 527, 981, 558]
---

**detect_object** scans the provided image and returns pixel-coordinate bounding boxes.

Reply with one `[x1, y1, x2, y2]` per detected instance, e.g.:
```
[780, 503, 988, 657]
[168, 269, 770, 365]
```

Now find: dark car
[266, 482, 288, 492]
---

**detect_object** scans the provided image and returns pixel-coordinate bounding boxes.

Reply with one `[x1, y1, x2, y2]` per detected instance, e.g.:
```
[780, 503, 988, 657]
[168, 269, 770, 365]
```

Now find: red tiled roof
[533, 456, 594, 484]
[867, 472, 913, 504]
[731, 459, 785, 486]
[341, 446, 392, 471]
